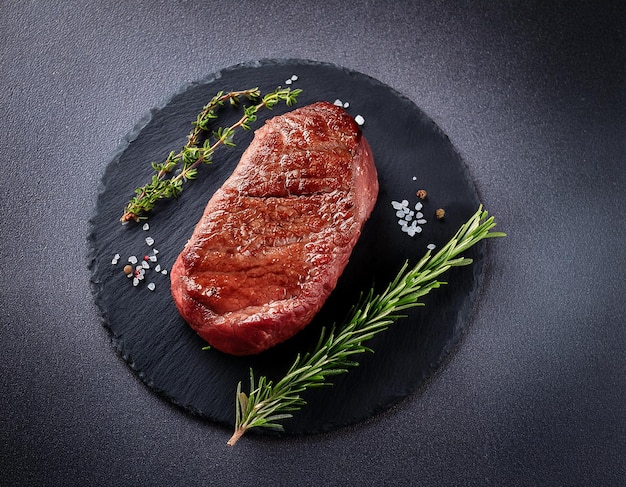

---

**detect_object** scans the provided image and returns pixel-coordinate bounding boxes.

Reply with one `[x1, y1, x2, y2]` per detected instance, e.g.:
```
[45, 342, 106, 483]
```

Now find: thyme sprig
[121, 86, 302, 222]
[227, 206, 505, 446]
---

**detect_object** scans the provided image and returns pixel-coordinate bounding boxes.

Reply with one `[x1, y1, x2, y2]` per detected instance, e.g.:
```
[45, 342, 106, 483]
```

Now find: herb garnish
[121, 86, 302, 223]
[227, 206, 505, 446]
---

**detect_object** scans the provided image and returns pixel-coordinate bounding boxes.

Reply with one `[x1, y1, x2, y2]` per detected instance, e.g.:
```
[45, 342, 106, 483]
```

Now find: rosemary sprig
[227, 206, 505, 446]
[120, 86, 302, 222]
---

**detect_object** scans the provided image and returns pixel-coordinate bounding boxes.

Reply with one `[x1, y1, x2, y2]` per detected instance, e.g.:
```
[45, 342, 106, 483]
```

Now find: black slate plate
[88, 59, 485, 436]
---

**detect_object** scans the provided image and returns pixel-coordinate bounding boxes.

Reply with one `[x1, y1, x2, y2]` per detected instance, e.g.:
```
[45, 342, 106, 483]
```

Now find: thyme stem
[227, 206, 505, 446]
[120, 86, 302, 223]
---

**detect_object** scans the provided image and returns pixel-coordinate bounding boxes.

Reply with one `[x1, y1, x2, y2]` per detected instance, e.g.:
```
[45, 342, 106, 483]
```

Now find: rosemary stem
[226, 206, 505, 445]
[227, 427, 246, 447]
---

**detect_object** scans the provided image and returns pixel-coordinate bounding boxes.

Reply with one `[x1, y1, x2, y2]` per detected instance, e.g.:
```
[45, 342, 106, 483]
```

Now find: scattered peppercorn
[416, 189, 427, 200]
[436, 208, 445, 220]
[123, 264, 133, 275]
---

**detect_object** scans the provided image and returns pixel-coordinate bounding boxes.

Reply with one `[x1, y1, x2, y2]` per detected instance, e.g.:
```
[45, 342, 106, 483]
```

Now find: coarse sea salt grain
[403, 222, 423, 237]
[285, 79, 292, 85]
[155, 264, 161, 272]
[128, 255, 138, 264]
[133, 277, 139, 287]
[427, 243, 436, 250]
[111, 254, 120, 265]
[354, 115, 365, 126]
[145, 237, 154, 246]
[333, 99, 343, 107]
[142, 223, 149, 231]
[392, 197, 429, 237]
[147, 283, 155, 291]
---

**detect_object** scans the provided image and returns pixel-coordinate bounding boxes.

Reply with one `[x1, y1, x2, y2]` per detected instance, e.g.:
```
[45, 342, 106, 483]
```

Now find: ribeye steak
[170, 101, 378, 355]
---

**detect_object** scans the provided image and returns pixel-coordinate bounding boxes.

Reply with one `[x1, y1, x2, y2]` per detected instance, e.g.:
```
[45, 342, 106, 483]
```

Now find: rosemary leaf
[227, 206, 505, 446]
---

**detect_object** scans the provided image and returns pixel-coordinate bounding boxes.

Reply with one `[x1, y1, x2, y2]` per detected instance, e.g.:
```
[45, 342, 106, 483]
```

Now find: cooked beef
[170, 101, 378, 355]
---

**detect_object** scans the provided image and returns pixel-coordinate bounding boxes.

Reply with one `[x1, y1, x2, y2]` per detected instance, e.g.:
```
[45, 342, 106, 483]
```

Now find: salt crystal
[145, 237, 154, 246]
[149, 255, 157, 262]
[417, 219, 427, 224]
[398, 220, 407, 227]
[285, 79, 292, 85]
[141, 260, 150, 269]
[427, 243, 436, 250]
[343, 102, 349, 108]
[147, 283, 155, 291]
[128, 256, 138, 264]
[161, 270, 168, 275]
[391, 201, 404, 210]
[354, 115, 365, 126]
[142, 223, 149, 231]
[155, 264, 161, 272]
[415, 202, 423, 211]
[416, 212, 423, 219]
[333, 99, 343, 107]
[412, 176, 417, 181]
[291, 74, 298, 81]
[152, 249, 159, 254]
[111, 254, 120, 265]
[401, 200, 409, 207]
[395, 210, 405, 218]
[133, 277, 139, 286]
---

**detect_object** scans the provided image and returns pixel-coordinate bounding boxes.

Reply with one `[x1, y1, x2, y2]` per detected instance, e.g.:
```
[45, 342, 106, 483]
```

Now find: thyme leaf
[120, 86, 302, 223]
[227, 206, 505, 446]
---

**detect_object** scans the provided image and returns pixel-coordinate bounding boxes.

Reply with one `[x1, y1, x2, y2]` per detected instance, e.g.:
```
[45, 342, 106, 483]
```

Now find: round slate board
[88, 59, 485, 436]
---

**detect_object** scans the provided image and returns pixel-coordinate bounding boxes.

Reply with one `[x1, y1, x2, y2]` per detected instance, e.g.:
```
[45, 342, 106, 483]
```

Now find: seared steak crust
[170, 101, 378, 355]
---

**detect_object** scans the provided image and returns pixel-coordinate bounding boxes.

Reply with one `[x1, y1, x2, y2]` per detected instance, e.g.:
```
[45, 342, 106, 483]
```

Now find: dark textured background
[1, 1, 624, 485]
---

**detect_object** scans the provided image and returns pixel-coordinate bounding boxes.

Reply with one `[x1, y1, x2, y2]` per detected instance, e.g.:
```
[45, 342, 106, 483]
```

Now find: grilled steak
[170, 101, 378, 355]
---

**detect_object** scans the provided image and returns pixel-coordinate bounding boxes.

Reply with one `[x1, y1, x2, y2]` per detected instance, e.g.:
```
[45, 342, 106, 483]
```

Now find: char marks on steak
[170, 101, 378, 355]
